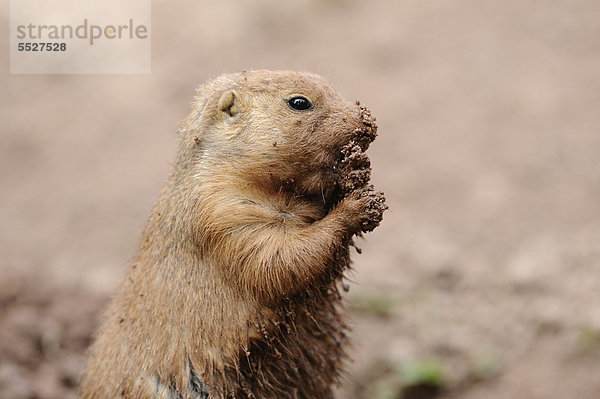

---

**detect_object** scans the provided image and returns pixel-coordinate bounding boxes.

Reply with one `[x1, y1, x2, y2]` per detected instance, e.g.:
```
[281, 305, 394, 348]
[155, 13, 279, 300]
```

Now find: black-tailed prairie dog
[80, 70, 387, 399]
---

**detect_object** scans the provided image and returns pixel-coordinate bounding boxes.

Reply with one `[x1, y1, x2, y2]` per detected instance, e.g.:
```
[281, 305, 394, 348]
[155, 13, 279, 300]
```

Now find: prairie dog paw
[357, 186, 387, 232]
[338, 186, 387, 234]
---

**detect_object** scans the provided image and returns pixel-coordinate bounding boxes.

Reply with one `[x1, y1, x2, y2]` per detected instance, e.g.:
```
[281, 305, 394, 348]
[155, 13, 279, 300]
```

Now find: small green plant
[577, 324, 600, 354]
[399, 358, 446, 387]
[365, 358, 446, 399]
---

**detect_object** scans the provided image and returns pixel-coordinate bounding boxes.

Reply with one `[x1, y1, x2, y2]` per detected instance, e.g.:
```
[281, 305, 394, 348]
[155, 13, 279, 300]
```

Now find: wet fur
[80, 70, 385, 399]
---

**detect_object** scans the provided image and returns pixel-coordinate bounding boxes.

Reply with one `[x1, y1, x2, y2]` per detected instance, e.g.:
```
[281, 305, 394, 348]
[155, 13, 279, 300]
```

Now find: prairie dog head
[178, 70, 375, 200]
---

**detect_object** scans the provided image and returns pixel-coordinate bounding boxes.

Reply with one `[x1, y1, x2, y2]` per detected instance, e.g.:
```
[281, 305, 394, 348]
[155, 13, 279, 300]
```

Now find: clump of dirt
[353, 102, 379, 151]
[335, 103, 379, 196]
[358, 186, 387, 232]
[337, 143, 372, 194]
[332, 102, 387, 232]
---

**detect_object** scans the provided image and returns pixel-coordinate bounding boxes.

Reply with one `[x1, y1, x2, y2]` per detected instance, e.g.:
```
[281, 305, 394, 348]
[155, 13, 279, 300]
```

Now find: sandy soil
[1, 1, 600, 398]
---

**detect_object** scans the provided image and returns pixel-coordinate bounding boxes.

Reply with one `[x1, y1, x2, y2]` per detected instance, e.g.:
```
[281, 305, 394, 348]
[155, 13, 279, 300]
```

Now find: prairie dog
[80, 70, 386, 399]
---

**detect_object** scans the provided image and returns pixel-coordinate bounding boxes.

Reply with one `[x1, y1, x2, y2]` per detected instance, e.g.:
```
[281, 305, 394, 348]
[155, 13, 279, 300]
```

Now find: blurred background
[2, 0, 600, 398]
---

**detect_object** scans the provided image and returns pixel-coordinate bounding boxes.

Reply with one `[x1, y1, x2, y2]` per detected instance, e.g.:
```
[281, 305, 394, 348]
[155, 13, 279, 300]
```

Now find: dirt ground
[2, 1, 600, 398]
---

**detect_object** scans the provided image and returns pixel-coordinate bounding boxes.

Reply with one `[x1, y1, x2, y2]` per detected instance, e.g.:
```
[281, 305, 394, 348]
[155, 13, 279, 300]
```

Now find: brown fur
[80, 70, 386, 399]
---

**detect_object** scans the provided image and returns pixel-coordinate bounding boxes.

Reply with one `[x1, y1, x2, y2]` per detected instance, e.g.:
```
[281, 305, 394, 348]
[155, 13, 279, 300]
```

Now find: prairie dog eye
[287, 96, 313, 111]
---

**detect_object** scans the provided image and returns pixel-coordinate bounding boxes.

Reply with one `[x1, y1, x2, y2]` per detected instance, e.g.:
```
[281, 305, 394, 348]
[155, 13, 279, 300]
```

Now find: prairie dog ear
[217, 90, 239, 117]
